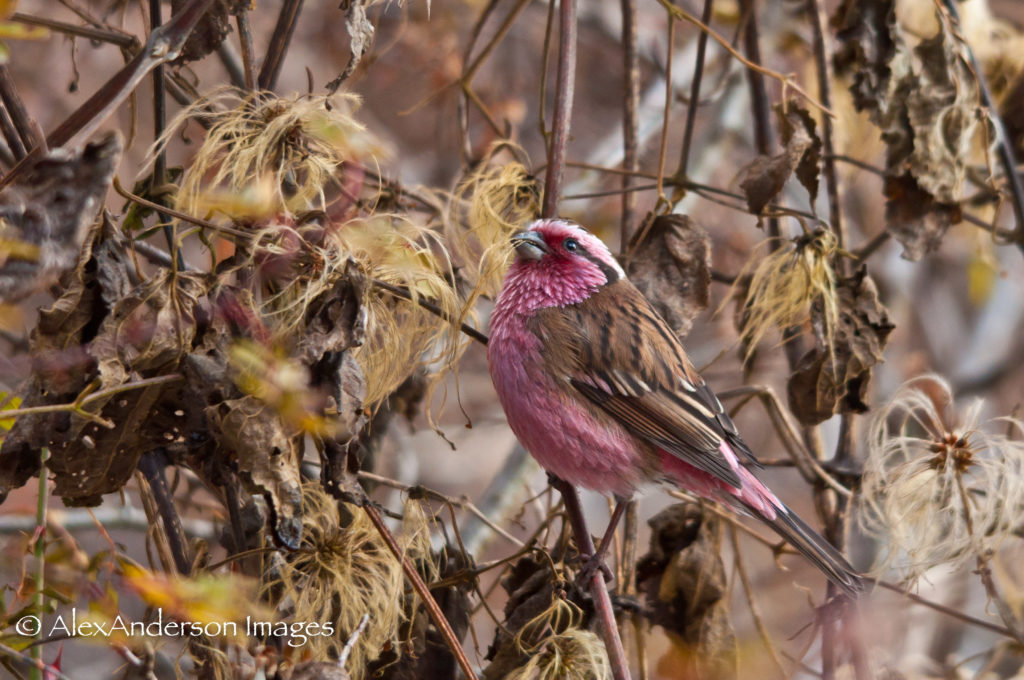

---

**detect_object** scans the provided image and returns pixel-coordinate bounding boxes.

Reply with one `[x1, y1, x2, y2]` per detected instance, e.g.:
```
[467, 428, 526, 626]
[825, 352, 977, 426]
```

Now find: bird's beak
[511, 230, 550, 261]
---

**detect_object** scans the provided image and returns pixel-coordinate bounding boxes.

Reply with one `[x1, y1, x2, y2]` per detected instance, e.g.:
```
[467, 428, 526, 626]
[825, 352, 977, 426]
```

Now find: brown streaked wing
[531, 279, 756, 489]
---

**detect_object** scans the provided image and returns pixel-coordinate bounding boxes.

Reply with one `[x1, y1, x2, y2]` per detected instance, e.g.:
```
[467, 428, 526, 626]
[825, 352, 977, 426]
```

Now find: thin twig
[148, 0, 181, 269]
[806, 0, 844, 251]
[0, 0, 217, 191]
[619, 0, 639, 243]
[113, 177, 254, 239]
[541, 0, 578, 217]
[676, 0, 714, 181]
[363, 503, 479, 680]
[550, 477, 632, 680]
[11, 12, 138, 48]
[0, 642, 72, 680]
[235, 10, 257, 90]
[655, 15, 674, 203]
[0, 374, 183, 429]
[137, 450, 193, 575]
[730, 526, 787, 679]
[0, 66, 41, 151]
[872, 579, 1018, 639]
[216, 41, 247, 90]
[370, 279, 489, 346]
[739, 0, 779, 241]
[356, 470, 524, 547]
[28, 448, 48, 680]
[0, 99, 26, 160]
[655, 0, 831, 116]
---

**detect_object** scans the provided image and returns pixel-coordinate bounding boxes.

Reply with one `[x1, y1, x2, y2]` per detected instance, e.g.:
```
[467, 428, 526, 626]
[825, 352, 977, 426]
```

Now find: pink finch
[487, 218, 862, 596]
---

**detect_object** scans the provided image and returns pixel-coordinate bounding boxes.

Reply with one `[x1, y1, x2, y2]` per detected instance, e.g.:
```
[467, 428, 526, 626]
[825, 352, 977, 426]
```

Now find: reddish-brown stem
[258, 0, 304, 91]
[541, 0, 578, 217]
[619, 0, 639, 243]
[0, 100, 25, 160]
[0, 0, 217, 190]
[235, 10, 257, 90]
[551, 477, 632, 680]
[0, 66, 41, 151]
[137, 450, 193, 576]
[676, 0, 714, 181]
[806, 0, 843, 252]
[363, 503, 479, 680]
[11, 12, 138, 48]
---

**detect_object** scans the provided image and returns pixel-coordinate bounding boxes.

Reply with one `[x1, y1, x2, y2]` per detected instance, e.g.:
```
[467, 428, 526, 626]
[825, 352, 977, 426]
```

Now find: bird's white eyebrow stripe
[576, 244, 622, 283]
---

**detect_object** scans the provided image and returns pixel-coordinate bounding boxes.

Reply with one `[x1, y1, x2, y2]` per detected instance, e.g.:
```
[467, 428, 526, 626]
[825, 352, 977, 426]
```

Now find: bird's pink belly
[490, 356, 645, 497]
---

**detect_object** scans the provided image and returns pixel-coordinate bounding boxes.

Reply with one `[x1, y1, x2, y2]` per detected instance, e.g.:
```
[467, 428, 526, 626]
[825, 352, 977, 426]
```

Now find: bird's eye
[564, 238, 579, 252]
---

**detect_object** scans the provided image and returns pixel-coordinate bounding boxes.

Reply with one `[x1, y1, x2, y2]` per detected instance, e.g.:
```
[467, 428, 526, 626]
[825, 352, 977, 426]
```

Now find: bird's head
[500, 219, 625, 311]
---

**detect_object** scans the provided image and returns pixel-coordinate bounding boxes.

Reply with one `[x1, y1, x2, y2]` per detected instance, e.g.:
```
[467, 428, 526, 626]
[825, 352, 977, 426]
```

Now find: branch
[676, 0, 714, 182]
[806, 0, 844, 251]
[619, 0, 639, 242]
[541, 0, 578, 217]
[655, 0, 831, 116]
[137, 450, 193, 576]
[258, 0, 305, 91]
[0, 0, 218, 190]
[363, 503, 479, 680]
[11, 12, 138, 49]
[370, 279, 490, 346]
[550, 476, 632, 680]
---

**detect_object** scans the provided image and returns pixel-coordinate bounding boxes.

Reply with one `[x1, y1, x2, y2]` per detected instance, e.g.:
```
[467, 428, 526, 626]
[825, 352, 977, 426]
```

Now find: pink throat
[492, 257, 606, 321]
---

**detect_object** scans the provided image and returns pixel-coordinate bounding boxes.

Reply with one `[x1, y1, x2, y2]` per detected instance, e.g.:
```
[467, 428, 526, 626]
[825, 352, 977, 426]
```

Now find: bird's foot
[575, 553, 615, 588]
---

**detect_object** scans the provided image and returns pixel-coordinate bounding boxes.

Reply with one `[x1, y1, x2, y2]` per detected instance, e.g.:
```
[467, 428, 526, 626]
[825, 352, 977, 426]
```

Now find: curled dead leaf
[636, 503, 736, 680]
[735, 102, 821, 215]
[206, 395, 304, 549]
[788, 268, 895, 426]
[0, 132, 122, 302]
[624, 214, 711, 340]
[834, 0, 985, 259]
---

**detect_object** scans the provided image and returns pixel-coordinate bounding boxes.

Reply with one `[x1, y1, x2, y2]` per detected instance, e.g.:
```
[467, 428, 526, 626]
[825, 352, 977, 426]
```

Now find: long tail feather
[751, 501, 864, 597]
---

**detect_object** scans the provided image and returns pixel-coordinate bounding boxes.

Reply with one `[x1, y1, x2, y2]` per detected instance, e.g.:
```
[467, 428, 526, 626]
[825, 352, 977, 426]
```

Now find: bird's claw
[575, 553, 614, 588]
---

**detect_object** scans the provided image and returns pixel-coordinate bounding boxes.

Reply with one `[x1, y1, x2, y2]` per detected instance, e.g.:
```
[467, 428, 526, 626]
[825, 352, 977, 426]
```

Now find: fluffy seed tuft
[859, 375, 1024, 584]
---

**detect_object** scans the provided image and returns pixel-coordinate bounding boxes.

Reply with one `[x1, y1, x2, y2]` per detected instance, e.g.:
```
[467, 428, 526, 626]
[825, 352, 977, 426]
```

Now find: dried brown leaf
[834, 1, 986, 259]
[736, 104, 818, 215]
[0, 132, 122, 302]
[0, 220, 133, 502]
[170, 0, 239, 64]
[788, 268, 895, 425]
[326, 0, 376, 92]
[48, 377, 165, 505]
[779, 103, 823, 205]
[636, 503, 736, 680]
[296, 258, 366, 365]
[832, 0, 897, 112]
[206, 395, 303, 549]
[624, 214, 710, 339]
[884, 174, 962, 260]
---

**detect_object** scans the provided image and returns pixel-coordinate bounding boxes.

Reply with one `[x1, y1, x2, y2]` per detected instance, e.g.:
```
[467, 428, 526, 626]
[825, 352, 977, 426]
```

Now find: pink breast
[488, 323, 645, 498]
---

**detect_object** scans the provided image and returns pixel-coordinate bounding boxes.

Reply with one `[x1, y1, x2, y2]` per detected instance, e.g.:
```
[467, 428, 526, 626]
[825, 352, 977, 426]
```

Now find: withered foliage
[834, 0, 988, 259]
[636, 503, 736, 680]
[788, 268, 894, 425]
[624, 214, 711, 339]
[1, 0, 1023, 679]
[0, 132, 121, 303]
[736, 102, 823, 215]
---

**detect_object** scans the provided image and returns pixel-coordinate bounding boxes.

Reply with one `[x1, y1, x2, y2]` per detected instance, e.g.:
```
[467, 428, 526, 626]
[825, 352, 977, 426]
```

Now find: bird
[487, 217, 863, 596]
